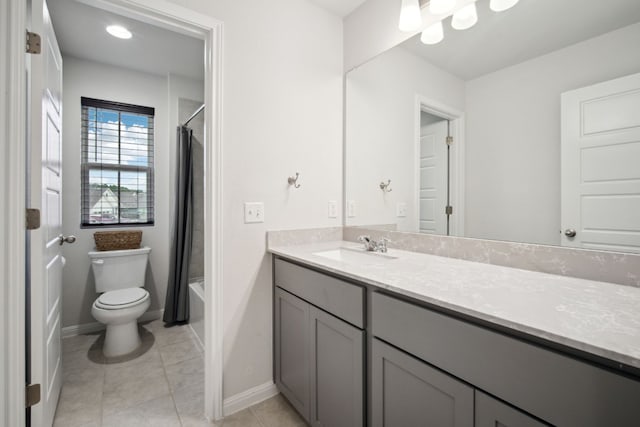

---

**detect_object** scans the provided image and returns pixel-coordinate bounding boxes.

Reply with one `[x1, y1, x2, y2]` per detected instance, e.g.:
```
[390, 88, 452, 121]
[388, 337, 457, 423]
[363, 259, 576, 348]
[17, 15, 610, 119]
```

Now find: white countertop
[269, 240, 640, 372]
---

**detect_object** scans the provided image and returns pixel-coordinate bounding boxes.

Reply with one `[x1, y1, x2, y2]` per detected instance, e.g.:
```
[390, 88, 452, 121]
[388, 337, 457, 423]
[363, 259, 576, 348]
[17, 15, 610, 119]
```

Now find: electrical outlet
[347, 200, 357, 218]
[328, 201, 338, 218]
[397, 202, 407, 217]
[244, 202, 264, 223]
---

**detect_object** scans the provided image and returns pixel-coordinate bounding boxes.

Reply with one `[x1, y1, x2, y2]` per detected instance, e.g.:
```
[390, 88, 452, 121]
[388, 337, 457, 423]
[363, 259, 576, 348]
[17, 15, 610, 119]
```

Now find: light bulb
[452, 2, 478, 30]
[430, 0, 456, 15]
[490, 0, 520, 12]
[421, 21, 444, 45]
[106, 25, 132, 39]
[398, 0, 422, 32]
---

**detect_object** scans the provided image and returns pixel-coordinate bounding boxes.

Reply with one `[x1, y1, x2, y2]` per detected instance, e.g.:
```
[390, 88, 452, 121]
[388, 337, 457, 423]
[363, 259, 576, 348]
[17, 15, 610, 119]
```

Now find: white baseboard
[61, 309, 164, 338]
[223, 381, 279, 416]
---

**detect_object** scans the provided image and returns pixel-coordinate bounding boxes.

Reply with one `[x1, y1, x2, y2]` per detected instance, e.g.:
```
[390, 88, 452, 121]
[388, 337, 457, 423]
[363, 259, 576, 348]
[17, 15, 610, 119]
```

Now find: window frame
[80, 97, 155, 228]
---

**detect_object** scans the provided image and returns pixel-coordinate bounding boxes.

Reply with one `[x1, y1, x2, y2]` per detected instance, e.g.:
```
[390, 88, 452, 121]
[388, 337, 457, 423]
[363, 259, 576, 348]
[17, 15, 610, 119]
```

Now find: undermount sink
[313, 247, 398, 263]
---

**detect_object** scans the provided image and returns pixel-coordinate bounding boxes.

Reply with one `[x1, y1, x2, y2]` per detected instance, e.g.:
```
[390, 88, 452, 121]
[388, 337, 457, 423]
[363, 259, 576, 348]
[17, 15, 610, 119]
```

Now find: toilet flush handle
[92, 259, 104, 265]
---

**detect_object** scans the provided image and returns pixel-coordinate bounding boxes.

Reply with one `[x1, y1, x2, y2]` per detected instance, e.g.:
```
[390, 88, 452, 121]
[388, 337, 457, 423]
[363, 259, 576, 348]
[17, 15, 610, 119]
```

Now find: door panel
[274, 287, 310, 421]
[310, 306, 363, 427]
[31, 1, 64, 425]
[561, 72, 640, 253]
[372, 338, 473, 427]
[419, 120, 448, 235]
[475, 391, 548, 427]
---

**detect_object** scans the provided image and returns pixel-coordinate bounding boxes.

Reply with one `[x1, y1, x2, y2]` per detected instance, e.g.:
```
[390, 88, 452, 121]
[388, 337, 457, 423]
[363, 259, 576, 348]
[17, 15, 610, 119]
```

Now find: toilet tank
[88, 247, 151, 293]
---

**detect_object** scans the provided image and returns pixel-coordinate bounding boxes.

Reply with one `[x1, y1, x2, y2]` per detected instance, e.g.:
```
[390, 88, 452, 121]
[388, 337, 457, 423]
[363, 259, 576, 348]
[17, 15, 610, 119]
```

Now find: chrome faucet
[357, 235, 391, 253]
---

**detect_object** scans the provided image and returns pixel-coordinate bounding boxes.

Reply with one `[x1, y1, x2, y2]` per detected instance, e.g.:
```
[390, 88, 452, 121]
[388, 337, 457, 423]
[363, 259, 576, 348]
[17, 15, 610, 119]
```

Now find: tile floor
[54, 320, 305, 426]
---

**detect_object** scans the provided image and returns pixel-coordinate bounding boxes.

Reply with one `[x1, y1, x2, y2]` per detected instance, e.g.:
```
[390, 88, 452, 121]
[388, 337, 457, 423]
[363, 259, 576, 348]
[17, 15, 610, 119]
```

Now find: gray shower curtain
[163, 126, 194, 324]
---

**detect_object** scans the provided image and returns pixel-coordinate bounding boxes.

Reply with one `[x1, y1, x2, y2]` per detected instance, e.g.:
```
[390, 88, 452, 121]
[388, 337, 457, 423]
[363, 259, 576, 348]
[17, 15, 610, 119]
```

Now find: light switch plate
[396, 202, 407, 217]
[328, 201, 338, 218]
[347, 200, 357, 218]
[244, 202, 264, 223]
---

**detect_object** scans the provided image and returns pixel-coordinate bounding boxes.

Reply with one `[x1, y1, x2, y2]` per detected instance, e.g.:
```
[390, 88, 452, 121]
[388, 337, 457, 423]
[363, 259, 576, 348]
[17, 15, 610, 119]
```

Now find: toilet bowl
[89, 247, 152, 357]
[91, 287, 151, 357]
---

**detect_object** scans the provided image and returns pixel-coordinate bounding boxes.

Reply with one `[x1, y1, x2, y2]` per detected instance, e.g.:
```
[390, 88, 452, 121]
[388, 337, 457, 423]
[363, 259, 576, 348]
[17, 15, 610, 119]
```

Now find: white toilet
[89, 247, 152, 357]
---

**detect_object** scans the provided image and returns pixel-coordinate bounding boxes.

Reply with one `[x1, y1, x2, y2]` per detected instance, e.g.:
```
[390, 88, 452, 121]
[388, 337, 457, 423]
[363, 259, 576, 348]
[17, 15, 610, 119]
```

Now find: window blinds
[80, 97, 155, 226]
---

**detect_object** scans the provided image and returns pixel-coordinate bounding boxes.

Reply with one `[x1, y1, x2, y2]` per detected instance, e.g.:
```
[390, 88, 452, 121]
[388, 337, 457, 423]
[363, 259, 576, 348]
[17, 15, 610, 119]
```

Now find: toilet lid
[96, 288, 148, 309]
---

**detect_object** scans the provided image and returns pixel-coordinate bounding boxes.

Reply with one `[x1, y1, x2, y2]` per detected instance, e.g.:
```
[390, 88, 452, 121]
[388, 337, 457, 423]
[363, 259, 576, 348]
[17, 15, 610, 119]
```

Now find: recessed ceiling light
[106, 25, 132, 39]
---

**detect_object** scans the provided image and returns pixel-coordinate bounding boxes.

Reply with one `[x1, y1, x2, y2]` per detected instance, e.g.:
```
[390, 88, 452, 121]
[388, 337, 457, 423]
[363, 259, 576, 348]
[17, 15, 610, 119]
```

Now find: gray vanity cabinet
[274, 259, 365, 426]
[309, 306, 363, 427]
[372, 338, 474, 427]
[475, 391, 547, 427]
[274, 287, 311, 420]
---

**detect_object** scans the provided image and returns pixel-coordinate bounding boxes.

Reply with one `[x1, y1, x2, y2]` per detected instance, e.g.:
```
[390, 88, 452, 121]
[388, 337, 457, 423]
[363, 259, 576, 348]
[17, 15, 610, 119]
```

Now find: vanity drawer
[371, 292, 640, 427]
[274, 258, 365, 328]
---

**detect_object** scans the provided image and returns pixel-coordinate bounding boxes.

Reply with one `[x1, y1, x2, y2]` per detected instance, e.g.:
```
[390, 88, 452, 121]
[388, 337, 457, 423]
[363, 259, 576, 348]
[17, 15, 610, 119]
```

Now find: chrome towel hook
[288, 172, 301, 188]
[379, 179, 392, 192]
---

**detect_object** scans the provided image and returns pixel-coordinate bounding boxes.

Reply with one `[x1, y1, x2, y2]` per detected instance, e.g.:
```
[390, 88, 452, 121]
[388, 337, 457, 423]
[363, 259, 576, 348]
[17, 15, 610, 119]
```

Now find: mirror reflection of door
[419, 112, 449, 235]
[561, 72, 640, 254]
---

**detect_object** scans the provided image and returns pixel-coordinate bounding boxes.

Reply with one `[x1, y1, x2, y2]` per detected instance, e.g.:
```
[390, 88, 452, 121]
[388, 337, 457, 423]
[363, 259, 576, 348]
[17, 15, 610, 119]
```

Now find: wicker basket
[94, 230, 142, 251]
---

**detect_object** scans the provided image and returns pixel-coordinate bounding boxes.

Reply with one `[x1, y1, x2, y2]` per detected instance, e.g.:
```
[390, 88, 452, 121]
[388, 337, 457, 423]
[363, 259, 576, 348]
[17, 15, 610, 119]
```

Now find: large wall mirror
[345, 0, 640, 253]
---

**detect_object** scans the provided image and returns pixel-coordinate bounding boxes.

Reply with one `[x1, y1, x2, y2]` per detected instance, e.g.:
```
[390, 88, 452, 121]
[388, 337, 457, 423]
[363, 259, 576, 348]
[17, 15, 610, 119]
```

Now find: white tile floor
[54, 320, 305, 426]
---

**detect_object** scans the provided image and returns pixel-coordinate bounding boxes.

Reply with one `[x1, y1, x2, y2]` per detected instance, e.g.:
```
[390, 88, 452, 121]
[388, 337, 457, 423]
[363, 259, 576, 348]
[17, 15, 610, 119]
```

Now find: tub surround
[267, 230, 640, 375]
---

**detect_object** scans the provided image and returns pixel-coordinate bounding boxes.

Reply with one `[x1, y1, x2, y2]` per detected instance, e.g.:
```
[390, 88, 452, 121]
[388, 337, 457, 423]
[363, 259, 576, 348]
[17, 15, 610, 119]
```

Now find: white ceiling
[48, 0, 204, 81]
[308, 0, 367, 17]
[401, 0, 640, 80]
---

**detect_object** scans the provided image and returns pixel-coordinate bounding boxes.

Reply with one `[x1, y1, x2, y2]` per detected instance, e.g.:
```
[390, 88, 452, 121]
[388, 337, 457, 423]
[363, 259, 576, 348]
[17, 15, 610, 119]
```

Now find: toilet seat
[95, 288, 149, 310]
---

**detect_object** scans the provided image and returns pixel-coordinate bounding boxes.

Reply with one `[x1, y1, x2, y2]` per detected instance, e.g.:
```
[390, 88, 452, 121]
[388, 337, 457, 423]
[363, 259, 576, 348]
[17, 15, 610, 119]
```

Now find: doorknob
[564, 229, 577, 238]
[58, 234, 77, 245]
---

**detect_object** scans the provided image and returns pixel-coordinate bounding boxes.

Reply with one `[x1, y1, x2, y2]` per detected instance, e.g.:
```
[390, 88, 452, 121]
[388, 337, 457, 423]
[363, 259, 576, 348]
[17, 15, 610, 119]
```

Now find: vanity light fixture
[406, 0, 520, 46]
[490, 0, 520, 12]
[430, 0, 456, 15]
[106, 25, 132, 39]
[452, 2, 478, 30]
[398, 0, 423, 32]
[421, 21, 444, 44]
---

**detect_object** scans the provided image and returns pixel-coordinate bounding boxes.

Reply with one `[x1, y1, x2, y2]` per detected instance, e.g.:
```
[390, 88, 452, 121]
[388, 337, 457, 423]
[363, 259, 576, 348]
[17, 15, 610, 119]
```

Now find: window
[81, 97, 154, 226]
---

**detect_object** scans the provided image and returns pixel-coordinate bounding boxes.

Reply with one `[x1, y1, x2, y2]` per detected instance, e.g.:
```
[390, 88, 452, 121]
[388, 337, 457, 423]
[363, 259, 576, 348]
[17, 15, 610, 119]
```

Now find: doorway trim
[414, 94, 465, 236]
[94, 1, 225, 421]
[1, 0, 28, 425]
[2, 0, 225, 423]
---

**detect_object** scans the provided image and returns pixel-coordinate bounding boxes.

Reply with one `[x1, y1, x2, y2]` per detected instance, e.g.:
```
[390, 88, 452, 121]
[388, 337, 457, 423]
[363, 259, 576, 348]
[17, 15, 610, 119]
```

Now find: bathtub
[189, 278, 205, 348]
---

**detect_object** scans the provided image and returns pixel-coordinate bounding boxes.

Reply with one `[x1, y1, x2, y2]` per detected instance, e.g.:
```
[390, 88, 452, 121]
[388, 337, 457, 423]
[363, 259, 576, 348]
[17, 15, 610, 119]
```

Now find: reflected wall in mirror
[345, 0, 640, 253]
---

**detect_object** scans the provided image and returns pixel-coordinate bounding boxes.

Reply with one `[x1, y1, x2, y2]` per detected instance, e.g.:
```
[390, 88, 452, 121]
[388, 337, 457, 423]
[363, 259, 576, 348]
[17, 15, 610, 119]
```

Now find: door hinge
[445, 205, 453, 215]
[26, 31, 41, 54]
[25, 383, 41, 408]
[26, 208, 41, 230]
[446, 136, 453, 146]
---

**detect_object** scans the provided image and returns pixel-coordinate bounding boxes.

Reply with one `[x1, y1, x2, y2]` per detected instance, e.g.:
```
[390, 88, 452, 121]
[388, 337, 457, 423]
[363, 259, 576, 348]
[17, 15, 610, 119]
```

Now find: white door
[419, 119, 448, 235]
[30, 1, 66, 425]
[561, 72, 640, 253]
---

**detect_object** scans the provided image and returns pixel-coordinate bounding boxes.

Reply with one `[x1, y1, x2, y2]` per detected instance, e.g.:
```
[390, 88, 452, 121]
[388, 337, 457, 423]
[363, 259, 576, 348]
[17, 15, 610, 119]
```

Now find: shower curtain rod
[182, 103, 205, 126]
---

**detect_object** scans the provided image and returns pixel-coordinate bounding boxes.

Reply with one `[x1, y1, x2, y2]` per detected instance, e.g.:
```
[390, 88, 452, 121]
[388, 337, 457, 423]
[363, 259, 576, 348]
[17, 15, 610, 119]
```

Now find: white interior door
[30, 1, 65, 425]
[419, 120, 448, 235]
[561, 72, 640, 253]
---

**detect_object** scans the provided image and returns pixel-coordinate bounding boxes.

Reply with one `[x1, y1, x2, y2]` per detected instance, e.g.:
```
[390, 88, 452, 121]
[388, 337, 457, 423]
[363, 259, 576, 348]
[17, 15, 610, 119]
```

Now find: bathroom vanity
[270, 241, 640, 427]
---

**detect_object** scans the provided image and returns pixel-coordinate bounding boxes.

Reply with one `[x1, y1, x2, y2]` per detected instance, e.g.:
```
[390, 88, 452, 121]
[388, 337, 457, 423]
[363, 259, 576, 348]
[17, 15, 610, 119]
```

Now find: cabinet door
[310, 306, 364, 427]
[372, 339, 473, 427]
[275, 287, 310, 421]
[475, 391, 548, 427]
